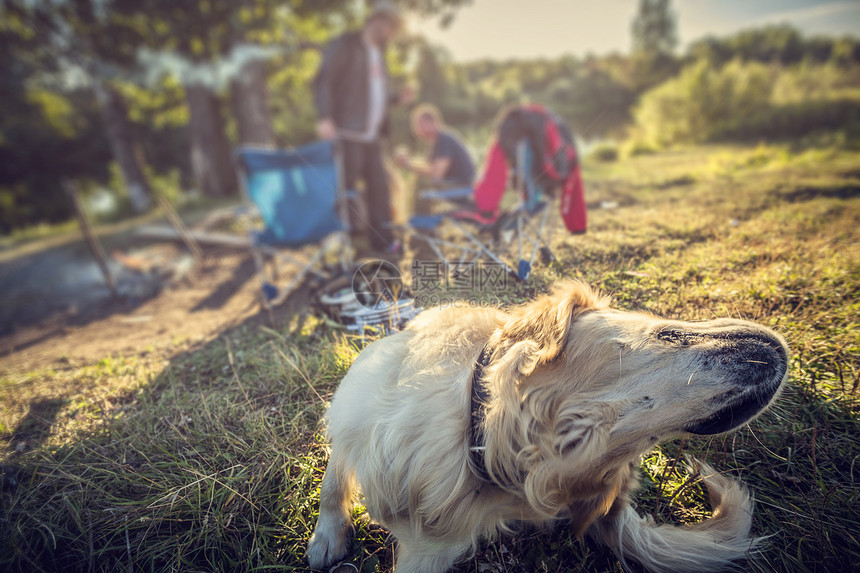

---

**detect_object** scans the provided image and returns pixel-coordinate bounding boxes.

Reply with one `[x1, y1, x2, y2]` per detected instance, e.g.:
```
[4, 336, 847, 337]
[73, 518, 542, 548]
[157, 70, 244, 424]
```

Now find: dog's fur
[307, 282, 789, 572]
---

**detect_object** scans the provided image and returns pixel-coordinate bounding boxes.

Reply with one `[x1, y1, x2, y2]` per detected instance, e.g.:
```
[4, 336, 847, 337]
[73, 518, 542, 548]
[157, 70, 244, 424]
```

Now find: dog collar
[469, 345, 495, 483]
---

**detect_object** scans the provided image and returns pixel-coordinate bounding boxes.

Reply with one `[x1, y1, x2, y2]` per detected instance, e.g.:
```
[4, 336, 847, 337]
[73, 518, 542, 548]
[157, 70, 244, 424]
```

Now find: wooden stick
[63, 180, 119, 300]
[155, 196, 204, 264]
[136, 225, 250, 248]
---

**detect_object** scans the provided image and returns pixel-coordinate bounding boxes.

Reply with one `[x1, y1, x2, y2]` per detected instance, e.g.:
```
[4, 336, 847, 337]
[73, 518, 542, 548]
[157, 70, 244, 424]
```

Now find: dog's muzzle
[666, 322, 789, 435]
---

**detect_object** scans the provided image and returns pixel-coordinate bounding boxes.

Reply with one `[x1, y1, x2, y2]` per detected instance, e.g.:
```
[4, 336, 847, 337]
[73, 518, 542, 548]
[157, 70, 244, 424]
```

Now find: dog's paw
[307, 517, 351, 570]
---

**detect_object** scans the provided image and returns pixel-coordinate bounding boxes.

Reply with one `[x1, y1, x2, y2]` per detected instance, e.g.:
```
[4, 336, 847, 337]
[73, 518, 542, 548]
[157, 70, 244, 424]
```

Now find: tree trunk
[185, 82, 238, 197]
[96, 82, 152, 213]
[230, 59, 276, 146]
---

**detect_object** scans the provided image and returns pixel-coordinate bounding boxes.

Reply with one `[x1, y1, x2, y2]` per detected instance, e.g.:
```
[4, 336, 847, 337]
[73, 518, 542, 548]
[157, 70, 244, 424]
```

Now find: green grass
[2, 139, 859, 572]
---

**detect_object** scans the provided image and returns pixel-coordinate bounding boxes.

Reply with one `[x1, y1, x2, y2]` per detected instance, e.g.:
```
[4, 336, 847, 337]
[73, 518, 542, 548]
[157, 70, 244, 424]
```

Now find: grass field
[1, 138, 858, 572]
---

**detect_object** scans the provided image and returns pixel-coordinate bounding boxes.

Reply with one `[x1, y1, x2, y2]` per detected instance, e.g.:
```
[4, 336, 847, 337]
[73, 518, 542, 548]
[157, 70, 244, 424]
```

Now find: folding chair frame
[403, 140, 557, 283]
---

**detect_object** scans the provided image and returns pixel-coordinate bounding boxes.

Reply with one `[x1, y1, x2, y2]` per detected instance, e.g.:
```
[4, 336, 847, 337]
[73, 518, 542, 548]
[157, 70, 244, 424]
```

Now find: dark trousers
[340, 138, 393, 250]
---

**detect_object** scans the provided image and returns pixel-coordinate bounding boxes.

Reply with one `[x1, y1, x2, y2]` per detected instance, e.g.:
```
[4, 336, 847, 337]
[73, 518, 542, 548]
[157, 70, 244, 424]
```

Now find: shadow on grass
[1, 397, 66, 454]
[0, 238, 173, 358]
[191, 255, 258, 313]
[0, 276, 335, 572]
[777, 184, 860, 203]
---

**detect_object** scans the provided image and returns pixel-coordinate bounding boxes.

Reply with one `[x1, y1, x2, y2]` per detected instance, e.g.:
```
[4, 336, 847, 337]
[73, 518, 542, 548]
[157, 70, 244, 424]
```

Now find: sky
[410, 0, 860, 61]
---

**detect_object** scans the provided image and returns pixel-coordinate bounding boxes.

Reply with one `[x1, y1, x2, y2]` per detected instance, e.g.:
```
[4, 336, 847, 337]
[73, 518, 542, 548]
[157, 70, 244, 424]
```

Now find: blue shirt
[431, 130, 476, 186]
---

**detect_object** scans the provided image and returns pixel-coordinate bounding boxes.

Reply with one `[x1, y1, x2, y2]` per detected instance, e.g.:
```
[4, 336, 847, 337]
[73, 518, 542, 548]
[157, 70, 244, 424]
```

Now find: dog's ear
[520, 401, 619, 518]
[496, 281, 602, 377]
[567, 462, 633, 538]
[554, 402, 616, 461]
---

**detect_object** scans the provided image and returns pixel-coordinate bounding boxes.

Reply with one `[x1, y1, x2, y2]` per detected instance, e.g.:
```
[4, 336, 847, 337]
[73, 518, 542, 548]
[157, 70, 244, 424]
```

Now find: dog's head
[482, 281, 788, 523]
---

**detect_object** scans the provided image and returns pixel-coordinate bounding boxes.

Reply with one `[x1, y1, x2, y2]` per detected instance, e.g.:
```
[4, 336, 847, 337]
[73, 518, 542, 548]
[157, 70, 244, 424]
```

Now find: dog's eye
[657, 329, 682, 342]
[657, 328, 693, 346]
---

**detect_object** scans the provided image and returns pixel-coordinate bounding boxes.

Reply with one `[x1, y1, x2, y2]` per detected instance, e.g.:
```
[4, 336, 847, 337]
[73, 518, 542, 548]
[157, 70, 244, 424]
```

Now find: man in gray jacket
[313, 1, 412, 253]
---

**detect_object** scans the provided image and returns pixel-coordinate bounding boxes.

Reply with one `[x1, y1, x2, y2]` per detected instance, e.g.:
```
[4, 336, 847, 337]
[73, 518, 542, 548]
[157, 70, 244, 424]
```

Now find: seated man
[394, 104, 476, 189]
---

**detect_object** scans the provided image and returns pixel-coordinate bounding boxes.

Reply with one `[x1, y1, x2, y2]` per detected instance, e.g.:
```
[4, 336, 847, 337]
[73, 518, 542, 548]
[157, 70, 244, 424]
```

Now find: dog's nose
[719, 333, 788, 387]
[657, 321, 789, 386]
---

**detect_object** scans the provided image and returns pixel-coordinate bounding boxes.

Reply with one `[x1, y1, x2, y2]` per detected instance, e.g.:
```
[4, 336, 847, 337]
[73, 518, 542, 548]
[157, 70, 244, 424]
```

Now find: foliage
[587, 143, 619, 162]
[620, 136, 658, 157]
[430, 54, 638, 139]
[631, 0, 677, 57]
[634, 59, 773, 146]
[688, 24, 860, 67]
[0, 0, 469, 231]
[633, 58, 860, 147]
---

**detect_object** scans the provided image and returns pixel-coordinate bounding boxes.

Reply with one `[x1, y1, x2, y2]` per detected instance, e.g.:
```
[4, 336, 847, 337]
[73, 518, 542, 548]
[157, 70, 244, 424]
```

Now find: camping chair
[402, 104, 587, 282]
[406, 142, 547, 282]
[235, 140, 353, 308]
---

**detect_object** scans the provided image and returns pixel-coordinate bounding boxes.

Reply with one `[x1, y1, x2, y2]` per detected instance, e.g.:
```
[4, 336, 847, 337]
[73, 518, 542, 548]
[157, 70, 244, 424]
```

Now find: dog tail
[592, 461, 762, 573]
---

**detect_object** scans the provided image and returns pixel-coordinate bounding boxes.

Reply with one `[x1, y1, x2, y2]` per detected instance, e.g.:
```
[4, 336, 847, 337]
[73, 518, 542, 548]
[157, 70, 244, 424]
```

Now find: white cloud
[758, 1, 860, 25]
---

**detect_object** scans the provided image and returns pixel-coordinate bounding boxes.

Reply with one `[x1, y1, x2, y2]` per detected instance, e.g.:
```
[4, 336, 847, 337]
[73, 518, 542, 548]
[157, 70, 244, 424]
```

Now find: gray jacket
[313, 31, 392, 137]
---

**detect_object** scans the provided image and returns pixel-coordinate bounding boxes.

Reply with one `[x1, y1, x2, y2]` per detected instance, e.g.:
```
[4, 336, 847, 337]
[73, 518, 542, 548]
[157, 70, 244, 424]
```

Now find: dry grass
[1, 138, 858, 572]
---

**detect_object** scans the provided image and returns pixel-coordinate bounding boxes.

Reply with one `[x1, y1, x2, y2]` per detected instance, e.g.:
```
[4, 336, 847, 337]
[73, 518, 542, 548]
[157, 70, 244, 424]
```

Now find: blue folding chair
[235, 141, 353, 307]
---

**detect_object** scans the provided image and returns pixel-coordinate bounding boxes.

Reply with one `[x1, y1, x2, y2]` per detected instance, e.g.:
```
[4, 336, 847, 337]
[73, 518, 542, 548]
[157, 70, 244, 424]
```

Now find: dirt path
[0, 233, 276, 374]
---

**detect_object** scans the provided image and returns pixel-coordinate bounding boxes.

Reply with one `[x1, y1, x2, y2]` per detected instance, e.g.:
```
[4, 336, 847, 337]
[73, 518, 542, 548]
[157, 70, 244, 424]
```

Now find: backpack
[476, 104, 587, 234]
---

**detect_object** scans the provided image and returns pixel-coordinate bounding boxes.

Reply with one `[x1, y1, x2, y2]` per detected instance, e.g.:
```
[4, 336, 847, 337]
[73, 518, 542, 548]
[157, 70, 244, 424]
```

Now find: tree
[629, 0, 679, 91]
[687, 25, 855, 67]
[180, 82, 235, 197]
[112, 0, 267, 197]
[631, 0, 678, 58]
[94, 0, 473, 169]
[1, 0, 474, 228]
[54, 0, 154, 212]
[110, 0, 366, 194]
[95, 83, 152, 211]
[415, 41, 450, 103]
[231, 59, 276, 146]
[1, 0, 155, 213]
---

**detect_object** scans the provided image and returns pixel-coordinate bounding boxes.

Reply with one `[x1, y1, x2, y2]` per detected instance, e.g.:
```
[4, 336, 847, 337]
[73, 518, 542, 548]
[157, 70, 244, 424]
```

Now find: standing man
[313, 0, 412, 253]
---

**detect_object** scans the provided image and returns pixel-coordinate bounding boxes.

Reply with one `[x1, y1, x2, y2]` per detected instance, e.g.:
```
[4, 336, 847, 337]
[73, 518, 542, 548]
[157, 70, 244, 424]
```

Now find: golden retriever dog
[307, 281, 788, 573]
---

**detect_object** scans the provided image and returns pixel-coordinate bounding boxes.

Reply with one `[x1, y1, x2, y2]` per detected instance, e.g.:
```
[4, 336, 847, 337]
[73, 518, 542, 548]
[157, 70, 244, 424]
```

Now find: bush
[621, 136, 658, 157]
[771, 61, 860, 103]
[588, 143, 619, 162]
[717, 98, 860, 141]
[634, 59, 774, 146]
[633, 59, 860, 146]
